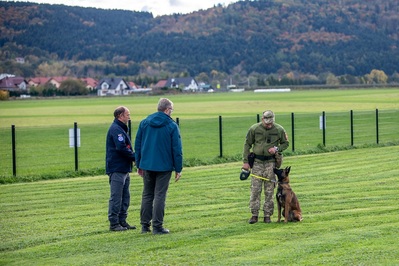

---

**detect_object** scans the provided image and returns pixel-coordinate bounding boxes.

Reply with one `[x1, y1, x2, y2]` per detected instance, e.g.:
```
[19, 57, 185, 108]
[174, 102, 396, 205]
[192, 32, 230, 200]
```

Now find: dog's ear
[286, 166, 291, 174]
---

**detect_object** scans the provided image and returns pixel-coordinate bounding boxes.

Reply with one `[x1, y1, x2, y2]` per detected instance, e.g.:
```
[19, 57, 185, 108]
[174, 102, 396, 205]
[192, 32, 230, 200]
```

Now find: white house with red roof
[80, 77, 98, 91]
[28, 77, 51, 87]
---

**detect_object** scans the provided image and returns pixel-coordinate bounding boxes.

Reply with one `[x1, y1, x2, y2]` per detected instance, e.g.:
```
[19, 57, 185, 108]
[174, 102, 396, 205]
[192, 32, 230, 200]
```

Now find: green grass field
[1, 146, 398, 265]
[1, 89, 398, 179]
[1, 89, 399, 127]
[0, 89, 398, 264]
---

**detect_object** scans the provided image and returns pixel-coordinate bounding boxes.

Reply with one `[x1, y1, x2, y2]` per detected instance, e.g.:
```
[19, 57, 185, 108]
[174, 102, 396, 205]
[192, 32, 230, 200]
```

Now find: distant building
[154, 79, 168, 89]
[165, 77, 199, 91]
[15, 57, 25, 64]
[28, 77, 51, 87]
[48, 77, 70, 88]
[198, 82, 213, 92]
[29, 77, 98, 91]
[96, 78, 131, 96]
[128, 81, 138, 90]
[0, 76, 28, 91]
[80, 77, 98, 91]
[0, 73, 15, 80]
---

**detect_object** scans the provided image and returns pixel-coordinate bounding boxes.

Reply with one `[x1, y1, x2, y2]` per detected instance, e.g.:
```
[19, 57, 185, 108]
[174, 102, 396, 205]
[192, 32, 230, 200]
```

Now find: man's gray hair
[157, 98, 173, 112]
[114, 106, 127, 118]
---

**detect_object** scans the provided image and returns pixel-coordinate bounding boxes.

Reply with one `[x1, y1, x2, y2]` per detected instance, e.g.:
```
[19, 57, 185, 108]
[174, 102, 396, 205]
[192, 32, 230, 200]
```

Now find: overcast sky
[5, 0, 236, 17]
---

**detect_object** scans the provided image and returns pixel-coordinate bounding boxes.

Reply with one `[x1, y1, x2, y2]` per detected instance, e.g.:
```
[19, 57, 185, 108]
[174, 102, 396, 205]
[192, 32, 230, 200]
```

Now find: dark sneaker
[153, 227, 170, 235]
[248, 216, 258, 224]
[141, 226, 151, 234]
[264, 216, 271, 223]
[120, 222, 136, 230]
[110, 224, 127, 231]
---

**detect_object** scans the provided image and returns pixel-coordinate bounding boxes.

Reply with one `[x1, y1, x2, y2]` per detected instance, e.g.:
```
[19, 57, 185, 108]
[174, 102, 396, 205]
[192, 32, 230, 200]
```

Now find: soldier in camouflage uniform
[242, 110, 289, 223]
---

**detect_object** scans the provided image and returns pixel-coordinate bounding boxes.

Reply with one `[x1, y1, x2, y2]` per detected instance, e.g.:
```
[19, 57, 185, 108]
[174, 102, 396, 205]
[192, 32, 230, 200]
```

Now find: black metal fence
[1, 109, 398, 177]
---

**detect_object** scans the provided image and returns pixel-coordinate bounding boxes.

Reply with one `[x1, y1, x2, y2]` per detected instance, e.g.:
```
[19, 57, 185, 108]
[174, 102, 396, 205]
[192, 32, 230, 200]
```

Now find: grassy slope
[1, 146, 398, 265]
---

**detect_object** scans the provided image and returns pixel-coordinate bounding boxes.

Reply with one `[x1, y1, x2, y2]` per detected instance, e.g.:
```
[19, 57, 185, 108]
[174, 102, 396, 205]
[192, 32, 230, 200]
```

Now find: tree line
[0, 0, 398, 87]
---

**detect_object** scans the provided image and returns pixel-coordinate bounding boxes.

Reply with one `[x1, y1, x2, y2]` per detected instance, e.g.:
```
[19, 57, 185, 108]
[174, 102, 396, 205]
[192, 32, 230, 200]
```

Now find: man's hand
[268, 146, 278, 155]
[242, 163, 250, 170]
[137, 168, 144, 177]
[175, 172, 182, 182]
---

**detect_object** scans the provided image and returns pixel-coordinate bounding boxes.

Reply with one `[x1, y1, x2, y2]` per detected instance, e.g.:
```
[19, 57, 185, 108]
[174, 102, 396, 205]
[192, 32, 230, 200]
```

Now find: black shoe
[248, 216, 258, 224]
[264, 216, 271, 223]
[141, 226, 151, 234]
[153, 227, 170, 235]
[110, 224, 127, 231]
[120, 222, 136, 230]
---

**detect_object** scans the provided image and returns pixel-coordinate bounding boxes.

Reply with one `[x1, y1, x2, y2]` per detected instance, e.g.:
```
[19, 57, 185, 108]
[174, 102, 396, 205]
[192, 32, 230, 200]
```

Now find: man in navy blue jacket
[106, 106, 136, 231]
[135, 98, 183, 234]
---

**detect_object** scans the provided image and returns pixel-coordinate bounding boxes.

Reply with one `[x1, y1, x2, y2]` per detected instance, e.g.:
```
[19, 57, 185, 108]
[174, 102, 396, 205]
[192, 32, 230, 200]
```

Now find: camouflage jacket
[243, 122, 289, 164]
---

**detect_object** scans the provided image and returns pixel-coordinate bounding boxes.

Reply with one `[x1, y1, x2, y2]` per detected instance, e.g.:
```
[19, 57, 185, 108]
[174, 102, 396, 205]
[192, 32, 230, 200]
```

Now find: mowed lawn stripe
[0, 146, 398, 265]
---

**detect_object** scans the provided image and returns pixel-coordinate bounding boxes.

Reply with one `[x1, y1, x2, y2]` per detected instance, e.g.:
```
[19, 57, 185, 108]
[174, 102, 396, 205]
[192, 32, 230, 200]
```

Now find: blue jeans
[108, 172, 130, 226]
[140, 170, 172, 229]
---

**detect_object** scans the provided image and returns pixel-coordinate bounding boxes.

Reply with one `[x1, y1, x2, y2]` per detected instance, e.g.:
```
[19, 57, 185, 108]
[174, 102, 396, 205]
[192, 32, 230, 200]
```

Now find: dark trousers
[140, 170, 172, 229]
[108, 172, 130, 226]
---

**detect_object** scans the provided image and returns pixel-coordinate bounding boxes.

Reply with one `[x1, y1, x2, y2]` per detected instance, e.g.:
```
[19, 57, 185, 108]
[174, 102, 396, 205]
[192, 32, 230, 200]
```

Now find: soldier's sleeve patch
[284, 132, 289, 141]
[117, 134, 124, 142]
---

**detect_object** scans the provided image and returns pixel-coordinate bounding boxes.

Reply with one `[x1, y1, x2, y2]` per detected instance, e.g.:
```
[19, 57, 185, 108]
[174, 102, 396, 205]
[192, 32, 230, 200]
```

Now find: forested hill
[1, 0, 399, 78]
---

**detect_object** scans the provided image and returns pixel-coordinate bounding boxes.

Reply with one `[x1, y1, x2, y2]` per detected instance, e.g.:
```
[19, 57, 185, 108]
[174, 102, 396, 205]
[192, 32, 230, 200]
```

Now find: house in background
[198, 82, 213, 92]
[165, 77, 199, 91]
[96, 78, 130, 96]
[28, 77, 51, 87]
[48, 77, 70, 88]
[29, 77, 98, 91]
[128, 81, 138, 90]
[0, 75, 28, 91]
[154, 79, 168, 89]
[15, 57, 25, 64]
[80, 77, 98, 91]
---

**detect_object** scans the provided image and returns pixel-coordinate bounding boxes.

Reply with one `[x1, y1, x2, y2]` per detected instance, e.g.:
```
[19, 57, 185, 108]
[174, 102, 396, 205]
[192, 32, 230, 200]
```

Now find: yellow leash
[250, 173, 276, 183]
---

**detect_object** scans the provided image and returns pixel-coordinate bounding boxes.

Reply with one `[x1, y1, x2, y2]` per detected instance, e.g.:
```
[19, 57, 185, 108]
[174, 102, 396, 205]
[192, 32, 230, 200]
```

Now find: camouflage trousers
[249, 160, 276, 217]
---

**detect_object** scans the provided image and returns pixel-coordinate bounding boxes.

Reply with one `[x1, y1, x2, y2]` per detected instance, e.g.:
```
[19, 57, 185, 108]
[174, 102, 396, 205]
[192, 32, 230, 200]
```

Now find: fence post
[219, 115, 223, 157]
[376, 109, 379, 144]
[322, 111, 326, 146]
[176, 117, 179, 126]
[128, 120, 132, 140]
[257, 114, 260, 123]
[350, 110, 354, 146]
[291, 112, 295, 152]
[11, 125, 16, 176]
[74, 122, 79, 171]
[128, 120, 133, 169]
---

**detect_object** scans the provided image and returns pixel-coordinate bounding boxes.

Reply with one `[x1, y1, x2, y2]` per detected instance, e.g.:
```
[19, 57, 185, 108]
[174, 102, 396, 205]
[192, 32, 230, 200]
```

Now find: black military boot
[248, 216, 258, 224]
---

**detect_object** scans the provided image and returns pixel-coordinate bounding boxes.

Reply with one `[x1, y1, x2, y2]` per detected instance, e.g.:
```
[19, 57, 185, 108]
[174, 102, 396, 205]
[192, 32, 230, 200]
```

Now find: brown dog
[273, 166, 303, 223]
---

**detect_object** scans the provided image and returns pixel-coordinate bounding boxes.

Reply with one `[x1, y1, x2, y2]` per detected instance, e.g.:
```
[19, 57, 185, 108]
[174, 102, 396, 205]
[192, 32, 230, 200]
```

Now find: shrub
[0, 90, 9, 100]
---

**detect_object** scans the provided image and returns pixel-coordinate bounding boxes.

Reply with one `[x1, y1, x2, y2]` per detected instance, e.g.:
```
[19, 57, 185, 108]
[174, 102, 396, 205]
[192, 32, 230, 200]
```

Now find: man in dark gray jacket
[106, 106, 136, 231]
[135, 98, 183, 235]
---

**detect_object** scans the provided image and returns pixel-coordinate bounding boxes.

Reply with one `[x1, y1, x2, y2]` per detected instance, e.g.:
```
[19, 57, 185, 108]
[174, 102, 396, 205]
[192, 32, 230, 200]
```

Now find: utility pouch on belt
[275, 152, 283, 168]
[248, 152, 255, 168]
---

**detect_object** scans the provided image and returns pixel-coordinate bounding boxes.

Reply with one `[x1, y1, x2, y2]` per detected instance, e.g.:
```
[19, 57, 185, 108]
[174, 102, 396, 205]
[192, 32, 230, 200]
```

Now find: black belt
[254, 154, 274, 161]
